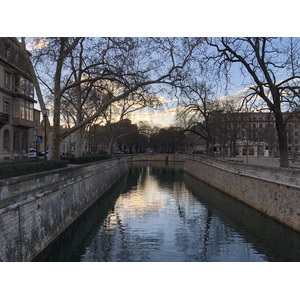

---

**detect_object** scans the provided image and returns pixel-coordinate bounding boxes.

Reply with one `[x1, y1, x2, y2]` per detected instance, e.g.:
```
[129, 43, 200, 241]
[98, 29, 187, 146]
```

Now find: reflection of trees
[81, 209, 165, 262]
[173, 199, 229, 261]
[130, 162, 185, 190]
[201, 210, 212, 261]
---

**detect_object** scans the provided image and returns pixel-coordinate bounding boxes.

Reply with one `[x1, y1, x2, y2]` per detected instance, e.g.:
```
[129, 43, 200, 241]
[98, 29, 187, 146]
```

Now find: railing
[13, 117, 34, 128]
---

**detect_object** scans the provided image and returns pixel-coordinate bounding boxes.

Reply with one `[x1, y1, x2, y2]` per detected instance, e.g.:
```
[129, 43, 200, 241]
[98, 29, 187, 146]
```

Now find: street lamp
[43, 108, 49, 160]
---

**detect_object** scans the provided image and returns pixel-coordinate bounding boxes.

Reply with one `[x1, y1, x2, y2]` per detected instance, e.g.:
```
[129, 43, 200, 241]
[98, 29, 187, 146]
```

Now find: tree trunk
[272, 107, 289, 167]
[108, 136, 115, 155]
[68, 135, 73, 155]
[51, 93, 61, 160]
[232, 140, 236, 157]
[75, 127, 84, 157]
[276, 122, 289, 168]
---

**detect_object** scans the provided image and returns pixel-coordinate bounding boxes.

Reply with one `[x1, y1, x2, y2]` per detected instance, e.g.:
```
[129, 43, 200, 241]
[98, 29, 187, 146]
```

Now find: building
[212, 111, 300, 157]
[0, 37, 39, 160]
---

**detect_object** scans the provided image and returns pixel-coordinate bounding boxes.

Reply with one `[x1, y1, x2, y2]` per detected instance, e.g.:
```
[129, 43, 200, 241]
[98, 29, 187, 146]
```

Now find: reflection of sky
[81, 165, 268, 262]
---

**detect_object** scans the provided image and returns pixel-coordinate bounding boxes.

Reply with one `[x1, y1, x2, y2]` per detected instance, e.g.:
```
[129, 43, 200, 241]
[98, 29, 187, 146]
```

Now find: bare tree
[22, 37, 201, 160]
[204, 37, 300, 167]
[176, 81, 221, 156]
[211, 99, 242, 157]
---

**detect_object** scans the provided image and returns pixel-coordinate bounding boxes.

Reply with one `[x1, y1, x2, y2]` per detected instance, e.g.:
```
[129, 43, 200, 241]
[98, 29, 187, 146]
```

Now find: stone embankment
[184, 155, 300, 233]
[0, 157, 127, 262]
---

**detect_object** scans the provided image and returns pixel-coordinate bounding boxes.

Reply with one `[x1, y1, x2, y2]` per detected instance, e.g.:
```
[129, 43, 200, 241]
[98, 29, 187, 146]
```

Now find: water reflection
[35, 162, 300, 262]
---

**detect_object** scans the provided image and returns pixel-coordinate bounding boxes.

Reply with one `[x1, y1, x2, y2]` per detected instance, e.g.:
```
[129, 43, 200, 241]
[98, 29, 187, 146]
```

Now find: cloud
[129, 107, 177, 127]
[26, 38, 49, 51]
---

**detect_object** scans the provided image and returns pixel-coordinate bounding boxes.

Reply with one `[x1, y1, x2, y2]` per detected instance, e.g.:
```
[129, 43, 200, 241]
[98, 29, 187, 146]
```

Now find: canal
[34, 161, 300, 262]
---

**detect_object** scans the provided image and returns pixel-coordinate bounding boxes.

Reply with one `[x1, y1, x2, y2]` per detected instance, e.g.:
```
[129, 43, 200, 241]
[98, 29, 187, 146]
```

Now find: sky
[7, 3, 300, 129]
[130, 105, 178, 127]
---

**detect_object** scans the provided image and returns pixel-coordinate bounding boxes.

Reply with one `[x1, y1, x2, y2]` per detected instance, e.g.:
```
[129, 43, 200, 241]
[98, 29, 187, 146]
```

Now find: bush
[61, 154, 111, 164]
[0, 160, 69, 180]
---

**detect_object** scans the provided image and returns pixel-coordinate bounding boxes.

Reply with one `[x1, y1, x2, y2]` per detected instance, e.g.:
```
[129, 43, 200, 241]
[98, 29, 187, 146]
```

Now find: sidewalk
[218, 156, 300, 169]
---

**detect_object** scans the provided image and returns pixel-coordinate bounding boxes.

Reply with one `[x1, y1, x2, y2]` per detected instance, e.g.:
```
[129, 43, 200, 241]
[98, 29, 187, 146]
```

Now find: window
[4, 100, 9, 114]
[4, 72, 10, 88]
[20, 99, 25, 119]
[13, 131, 19, 152]
[4, 130, 10, 152]
[19, 76, 34, 98]
[17, 99, 34, 121]
[22, 132, 28, 150]
[25, 101, 29, 120]
[14, 99, 19, 118]
[14, 74, 20, 92]
[29, 103, 33, 121]
[5, 48, 10, 58]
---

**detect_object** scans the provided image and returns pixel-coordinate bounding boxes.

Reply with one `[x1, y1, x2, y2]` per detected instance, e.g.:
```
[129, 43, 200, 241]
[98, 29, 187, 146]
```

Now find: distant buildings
[0, 37, 40, 160]
[209, 111, 300, 157]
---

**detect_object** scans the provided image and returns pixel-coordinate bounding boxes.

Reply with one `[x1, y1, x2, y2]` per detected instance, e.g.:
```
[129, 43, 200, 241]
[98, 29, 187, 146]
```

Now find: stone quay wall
[128, 154, 186, 163]
[184, 155, 300, 233]
[0, 157, 127, 262]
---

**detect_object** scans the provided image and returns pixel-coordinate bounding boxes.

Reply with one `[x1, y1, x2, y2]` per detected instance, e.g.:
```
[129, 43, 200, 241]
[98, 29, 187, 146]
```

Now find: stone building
[0, 37, 39, 160]
[212, 111, 300, 157]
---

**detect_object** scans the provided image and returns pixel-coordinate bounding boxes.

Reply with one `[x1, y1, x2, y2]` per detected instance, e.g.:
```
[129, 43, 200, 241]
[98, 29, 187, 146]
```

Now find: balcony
[13, 117, 34, 128]
[0, 112, 9, 123]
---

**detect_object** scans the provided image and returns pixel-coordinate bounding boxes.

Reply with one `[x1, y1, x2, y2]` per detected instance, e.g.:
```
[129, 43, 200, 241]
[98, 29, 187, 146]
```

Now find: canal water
[35, 162, 300, 262]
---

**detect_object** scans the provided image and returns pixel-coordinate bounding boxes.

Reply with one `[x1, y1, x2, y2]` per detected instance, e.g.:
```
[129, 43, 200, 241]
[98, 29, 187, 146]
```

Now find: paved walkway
[217, 156, 300, 169]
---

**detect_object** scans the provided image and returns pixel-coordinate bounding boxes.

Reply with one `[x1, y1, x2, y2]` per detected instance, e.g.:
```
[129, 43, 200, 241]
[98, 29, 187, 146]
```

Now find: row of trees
[20, 37, 200, 159]
[20, 37, 300, 167]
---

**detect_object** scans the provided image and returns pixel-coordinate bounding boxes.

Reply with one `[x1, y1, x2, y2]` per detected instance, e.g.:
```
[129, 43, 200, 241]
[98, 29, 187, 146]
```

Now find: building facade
[0, 37, 39, 160]
[212, 111, 300, 157]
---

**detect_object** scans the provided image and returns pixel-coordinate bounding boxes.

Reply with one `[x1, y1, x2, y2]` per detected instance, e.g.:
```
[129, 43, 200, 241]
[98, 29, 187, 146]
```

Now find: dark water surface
[35, 162, 300, 262]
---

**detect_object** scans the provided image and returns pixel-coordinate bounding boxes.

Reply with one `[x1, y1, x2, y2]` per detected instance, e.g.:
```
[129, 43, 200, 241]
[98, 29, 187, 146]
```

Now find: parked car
[29, 148, 37, 159]
[38, 150, 48, 157]
[116, 150, 127, 154]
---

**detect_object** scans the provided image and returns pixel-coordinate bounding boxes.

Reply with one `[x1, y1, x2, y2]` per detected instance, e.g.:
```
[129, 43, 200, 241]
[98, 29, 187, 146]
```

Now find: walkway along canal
[35, 161, 300, 262]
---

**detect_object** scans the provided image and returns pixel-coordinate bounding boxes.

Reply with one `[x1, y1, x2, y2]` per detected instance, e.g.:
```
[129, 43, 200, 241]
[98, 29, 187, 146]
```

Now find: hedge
[60, 154, 111, 164]
[0, 160, 69, 180]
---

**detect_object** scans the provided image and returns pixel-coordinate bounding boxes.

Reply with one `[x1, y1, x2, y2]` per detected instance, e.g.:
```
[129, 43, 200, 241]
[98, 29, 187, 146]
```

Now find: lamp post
[43, 108, 49, 160]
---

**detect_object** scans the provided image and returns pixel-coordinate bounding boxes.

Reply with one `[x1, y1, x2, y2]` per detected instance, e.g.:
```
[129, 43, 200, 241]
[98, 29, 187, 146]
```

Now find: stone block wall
[0, 157, 127, 262]
[128, 154, 186, 163]
[184, 156, 300, 233]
